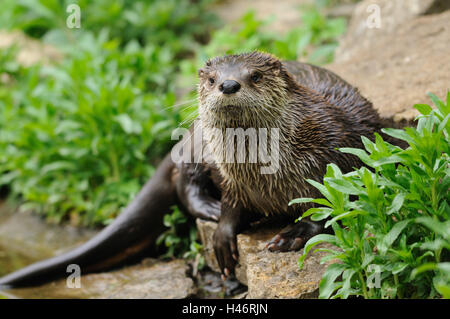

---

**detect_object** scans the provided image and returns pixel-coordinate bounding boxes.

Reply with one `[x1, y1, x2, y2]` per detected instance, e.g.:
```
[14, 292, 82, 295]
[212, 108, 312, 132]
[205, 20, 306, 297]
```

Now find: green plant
[0, 0, 218, 49]
[156, 206, 205, 268]
[187, 6, 346, 65]
[0, 0, 217, 226]
[0, 34, 187, 225]
[292, 92, 450, 299]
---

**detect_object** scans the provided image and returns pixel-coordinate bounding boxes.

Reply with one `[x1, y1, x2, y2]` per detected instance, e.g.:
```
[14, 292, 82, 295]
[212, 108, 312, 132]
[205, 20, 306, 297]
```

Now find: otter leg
[213, 202, 256, 279]
[175, 163, 222, 221]
[186, 194, 221, 221]
[267, 220, 324, 252]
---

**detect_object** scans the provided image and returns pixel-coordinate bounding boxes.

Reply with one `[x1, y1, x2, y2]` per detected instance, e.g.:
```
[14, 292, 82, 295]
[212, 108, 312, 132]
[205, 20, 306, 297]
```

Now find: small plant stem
[359, 272, 369, 299]
[431, 179, 438, 212]
[109, 148, 121, 182]
[435, 247, 442, 263]
[394, 274, 403, 299]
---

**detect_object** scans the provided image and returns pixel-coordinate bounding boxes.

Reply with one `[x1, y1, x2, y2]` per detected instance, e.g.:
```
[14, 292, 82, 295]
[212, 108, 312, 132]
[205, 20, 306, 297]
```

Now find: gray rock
[328, 8, 450, 122]
[196, 219, 338, 299]
[2, 259, 196, 299]
[335, 0, 450, 63]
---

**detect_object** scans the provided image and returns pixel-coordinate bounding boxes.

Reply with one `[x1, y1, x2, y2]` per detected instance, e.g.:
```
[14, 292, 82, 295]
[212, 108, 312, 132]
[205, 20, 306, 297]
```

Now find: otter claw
[267, 221, 323, 252]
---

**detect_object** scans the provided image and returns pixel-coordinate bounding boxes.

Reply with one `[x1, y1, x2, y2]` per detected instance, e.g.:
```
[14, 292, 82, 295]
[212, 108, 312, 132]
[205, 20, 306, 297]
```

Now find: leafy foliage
[0, 0, 215, 226]
[183, 6, 346, 74]
[156, 206, 205, 268]
[292, 93, 450, 298]
[0, 0, 218, 48]
[0, 39, 183, 225]
[0, 0, 346, 231]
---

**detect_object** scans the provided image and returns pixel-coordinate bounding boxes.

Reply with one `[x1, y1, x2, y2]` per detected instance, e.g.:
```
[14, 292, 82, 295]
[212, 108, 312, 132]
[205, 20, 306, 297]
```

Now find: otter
[197, 51, 405, 277]
[0, 51, 404, 287]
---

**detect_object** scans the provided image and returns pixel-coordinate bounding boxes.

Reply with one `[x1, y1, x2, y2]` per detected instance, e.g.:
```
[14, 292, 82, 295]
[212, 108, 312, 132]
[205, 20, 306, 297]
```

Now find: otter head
[197, 51, 293, 128]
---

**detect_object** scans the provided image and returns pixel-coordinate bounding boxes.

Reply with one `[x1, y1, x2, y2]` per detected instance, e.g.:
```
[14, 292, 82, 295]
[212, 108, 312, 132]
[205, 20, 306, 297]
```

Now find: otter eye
[209, 78, 215, 85]
[251, 72, 262, 83]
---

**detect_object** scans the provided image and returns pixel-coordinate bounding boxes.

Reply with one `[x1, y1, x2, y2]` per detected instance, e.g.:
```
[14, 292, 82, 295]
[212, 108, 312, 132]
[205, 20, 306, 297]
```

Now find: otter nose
[219, 80, 241, 94]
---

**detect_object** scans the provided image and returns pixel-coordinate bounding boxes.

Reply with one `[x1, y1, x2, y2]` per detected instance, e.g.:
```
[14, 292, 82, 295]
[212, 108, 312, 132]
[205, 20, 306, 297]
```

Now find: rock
[195, 270, 247, 298]
[328, 9, 450, 121]
[325, 3, 358, 20]
[0, 30, 62, 66]
[2, 259, 195, 299]
[334, 0, 450, 63]
[196, 219, 338, 299]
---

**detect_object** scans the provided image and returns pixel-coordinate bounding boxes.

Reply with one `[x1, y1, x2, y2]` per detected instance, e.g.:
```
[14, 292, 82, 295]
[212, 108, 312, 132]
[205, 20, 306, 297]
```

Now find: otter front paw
[213, 225, 238, 279]
[196, 199, 221, 222]
[267, 220, 323, 252]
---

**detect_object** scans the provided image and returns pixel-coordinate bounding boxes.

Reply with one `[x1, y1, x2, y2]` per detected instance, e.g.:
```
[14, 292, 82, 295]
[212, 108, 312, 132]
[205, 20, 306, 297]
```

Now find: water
[0, 201, 247, 299]
[0, 243, 38, 277]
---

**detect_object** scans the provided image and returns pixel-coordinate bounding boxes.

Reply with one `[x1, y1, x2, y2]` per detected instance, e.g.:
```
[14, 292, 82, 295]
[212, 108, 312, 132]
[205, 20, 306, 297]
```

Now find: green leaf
[415, 217, 450, 240]
[114, 114, 142, 134]
[414, 103, 432, 115]
[305, 179, 331, 200]
[391, 262, 408, 275]
[289, 198, 314, 205]
[298, 234, 337, 269]
[326, 178, 364, 195]
[319, 263, 347, 299]
[311, 198, 333, 207]
[372, 155, 403, 167]
[41, 161, 75, 175]
[378, 220, 410, 255]
[412, 262, 450, 278]
[339, 147, 373, 165]
[428, 92, 448, 115]
[386, 193, 406, 215]
[381, 128, 414, 145]
[325, 210, 367, 228]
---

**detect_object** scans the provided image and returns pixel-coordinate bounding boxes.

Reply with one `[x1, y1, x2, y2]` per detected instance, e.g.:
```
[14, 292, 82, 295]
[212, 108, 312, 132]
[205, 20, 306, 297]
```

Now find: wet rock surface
[329, 1, 450, 121]
[194, 270, 247, 299]
[197, 219, 337, 299]
[2, 259, 195, 299]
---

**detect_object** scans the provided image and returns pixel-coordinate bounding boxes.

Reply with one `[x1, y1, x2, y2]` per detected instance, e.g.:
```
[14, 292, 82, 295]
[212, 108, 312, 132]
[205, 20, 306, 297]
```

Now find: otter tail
[0, 154, 176, 288]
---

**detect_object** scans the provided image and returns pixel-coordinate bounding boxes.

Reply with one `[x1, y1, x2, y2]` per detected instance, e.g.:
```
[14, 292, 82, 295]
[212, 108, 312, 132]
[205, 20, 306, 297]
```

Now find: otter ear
[198, 68, 205, 78]
[267, 60, 282, 75]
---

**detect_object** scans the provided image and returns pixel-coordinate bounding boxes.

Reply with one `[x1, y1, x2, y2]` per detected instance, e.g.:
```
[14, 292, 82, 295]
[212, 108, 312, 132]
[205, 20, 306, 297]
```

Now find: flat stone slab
[197, 219, 337, 299]
[1, 259, 195, 299]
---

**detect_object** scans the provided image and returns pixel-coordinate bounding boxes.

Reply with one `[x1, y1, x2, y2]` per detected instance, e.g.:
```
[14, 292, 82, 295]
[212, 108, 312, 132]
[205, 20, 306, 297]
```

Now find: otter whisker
[160, 98, 198, 111]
